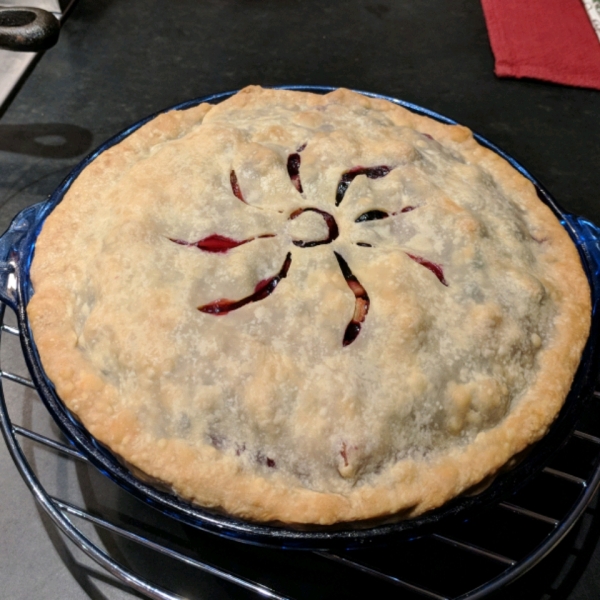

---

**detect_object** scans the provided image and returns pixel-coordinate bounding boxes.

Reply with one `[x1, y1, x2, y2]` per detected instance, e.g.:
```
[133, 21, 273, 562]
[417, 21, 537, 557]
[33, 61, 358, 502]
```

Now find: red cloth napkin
[481, 0, 600, 90]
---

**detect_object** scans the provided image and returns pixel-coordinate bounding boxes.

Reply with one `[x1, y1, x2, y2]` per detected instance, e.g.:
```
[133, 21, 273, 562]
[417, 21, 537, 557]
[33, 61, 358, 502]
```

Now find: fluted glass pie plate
[1, 86, 599, 550]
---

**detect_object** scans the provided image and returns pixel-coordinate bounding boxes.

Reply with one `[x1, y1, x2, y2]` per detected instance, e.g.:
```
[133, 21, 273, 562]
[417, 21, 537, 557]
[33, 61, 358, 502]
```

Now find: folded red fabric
[481, 0, 600, 90]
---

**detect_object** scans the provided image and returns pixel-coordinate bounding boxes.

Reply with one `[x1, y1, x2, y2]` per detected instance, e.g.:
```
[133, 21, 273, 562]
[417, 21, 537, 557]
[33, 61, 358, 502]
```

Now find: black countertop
[1, 1, 600, 598]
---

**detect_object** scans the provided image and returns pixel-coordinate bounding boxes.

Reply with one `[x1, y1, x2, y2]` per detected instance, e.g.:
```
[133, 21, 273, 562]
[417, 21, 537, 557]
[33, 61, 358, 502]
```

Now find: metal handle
[0, 201, 47, 309]
[0, 6, 59, 52]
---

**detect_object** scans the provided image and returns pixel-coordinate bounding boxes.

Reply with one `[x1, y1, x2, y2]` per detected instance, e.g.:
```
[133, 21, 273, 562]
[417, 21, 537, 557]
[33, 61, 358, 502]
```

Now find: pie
[27, 86, 591, 525]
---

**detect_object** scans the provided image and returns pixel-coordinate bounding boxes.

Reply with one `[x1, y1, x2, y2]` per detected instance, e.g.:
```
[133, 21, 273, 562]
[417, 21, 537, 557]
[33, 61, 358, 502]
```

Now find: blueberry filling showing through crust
[335, 165, 391, 206]
[289, 207, 339, 247]
[340, 442, 350, 467]
[287, 153, 303, 193]
[334, 252, 370, 347]
[406, 253, 448, 286]
[210, 437, 277, 470]
[170, 233, 275, 253]
[355, 210, 390, 223]
[230, 169, 245, 203]
[257, 452, 277, 468]
[198, 252, 292, 315]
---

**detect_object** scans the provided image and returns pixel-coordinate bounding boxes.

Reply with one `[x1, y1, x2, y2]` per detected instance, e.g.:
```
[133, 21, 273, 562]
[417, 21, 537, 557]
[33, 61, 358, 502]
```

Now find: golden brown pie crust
[28, 87, 591, 525]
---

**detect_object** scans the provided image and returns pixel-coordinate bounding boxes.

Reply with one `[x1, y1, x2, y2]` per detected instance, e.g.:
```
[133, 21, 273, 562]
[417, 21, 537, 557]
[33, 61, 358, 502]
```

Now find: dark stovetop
[1, 1, 600, 599]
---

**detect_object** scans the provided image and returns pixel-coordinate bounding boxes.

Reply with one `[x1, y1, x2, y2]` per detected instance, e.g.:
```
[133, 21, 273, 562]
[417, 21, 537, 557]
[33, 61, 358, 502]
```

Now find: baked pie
[28, 86, 591, 525]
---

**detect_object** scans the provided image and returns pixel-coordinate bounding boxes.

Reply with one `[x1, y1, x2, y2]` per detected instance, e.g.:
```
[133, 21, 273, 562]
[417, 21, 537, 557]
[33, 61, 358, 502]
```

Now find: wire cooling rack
[2, 299, 600, 600]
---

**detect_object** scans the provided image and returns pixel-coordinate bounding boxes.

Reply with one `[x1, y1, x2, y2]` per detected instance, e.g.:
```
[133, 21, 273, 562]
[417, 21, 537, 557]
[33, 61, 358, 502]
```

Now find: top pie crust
[28, 87, 591, 525]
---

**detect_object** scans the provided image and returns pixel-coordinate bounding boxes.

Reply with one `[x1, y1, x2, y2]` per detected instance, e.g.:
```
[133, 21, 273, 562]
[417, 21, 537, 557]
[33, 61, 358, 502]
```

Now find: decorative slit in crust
[289, 207, 339, 247]
[198, 252, 292, 315]
[335, 166, 392, 206]
[334, 251, 370, 346]
[170, 233, 275, 253]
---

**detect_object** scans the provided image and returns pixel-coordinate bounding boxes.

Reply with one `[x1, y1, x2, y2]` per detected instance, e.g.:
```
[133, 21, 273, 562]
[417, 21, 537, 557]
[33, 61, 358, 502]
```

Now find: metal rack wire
[1, 297, 600, 600]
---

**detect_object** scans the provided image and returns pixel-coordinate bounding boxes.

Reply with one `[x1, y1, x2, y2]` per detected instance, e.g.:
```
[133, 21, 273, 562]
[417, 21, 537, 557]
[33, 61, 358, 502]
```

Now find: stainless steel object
[0, 0, 78, 117]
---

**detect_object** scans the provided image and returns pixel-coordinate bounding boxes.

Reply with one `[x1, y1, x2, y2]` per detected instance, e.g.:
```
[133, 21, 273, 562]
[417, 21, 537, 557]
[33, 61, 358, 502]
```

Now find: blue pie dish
[1, 86, 599, 550]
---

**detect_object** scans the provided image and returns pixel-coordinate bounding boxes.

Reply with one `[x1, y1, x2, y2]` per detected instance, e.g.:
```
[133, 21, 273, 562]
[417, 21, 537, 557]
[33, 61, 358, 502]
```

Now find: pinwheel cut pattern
[171, 144, 448, 347]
